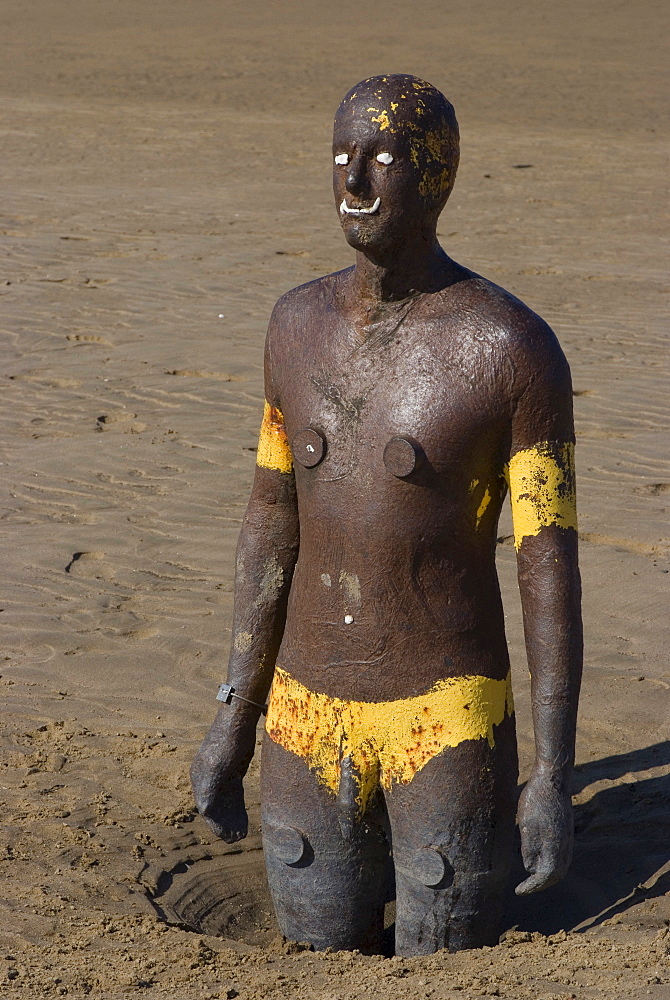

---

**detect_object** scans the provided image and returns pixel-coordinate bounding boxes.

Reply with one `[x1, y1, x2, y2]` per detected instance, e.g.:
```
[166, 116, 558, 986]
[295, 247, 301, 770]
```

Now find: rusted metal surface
[383, 435, 424, 478]
[292, 427, 326, 468]
[191, 73, 582, 956]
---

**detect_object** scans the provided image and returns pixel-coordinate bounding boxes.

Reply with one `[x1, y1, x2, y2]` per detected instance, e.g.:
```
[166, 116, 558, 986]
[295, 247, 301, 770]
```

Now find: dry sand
[1, 1, 668, 997]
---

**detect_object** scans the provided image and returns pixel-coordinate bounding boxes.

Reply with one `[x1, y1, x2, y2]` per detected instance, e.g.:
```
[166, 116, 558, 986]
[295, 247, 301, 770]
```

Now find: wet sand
[1, 1, 668, 996]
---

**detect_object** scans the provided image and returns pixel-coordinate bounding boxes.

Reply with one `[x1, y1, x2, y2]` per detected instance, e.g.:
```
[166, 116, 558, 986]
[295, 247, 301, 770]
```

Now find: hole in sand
[150, 849, 280, 945]
[148, 846, 397, 952]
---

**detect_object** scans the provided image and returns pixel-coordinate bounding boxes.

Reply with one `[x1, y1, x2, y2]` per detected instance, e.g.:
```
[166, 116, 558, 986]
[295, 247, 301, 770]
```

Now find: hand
[189, 712, 256, 844]
[515, 767, 574, 895]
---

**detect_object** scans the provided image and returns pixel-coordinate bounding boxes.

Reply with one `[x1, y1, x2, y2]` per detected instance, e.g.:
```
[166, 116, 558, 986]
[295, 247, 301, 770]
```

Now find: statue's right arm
[190, 316, 299, 843]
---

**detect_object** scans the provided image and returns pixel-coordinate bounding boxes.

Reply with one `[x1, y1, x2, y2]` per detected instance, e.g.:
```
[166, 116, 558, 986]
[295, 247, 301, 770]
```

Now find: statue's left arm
[507, 317, 583, 895]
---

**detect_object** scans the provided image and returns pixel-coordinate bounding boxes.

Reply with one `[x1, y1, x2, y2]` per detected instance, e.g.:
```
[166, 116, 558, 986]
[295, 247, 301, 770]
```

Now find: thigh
[385, 714, 518, 955]
[260, 733, 389, 953]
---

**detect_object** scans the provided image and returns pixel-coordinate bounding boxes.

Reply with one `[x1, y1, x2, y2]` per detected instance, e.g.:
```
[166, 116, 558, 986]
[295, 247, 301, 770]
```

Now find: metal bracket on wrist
[216, 683, 267, 716]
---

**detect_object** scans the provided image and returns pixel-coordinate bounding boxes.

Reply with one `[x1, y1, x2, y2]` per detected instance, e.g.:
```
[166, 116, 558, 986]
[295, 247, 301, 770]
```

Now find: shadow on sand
[503, 740, 670, 935]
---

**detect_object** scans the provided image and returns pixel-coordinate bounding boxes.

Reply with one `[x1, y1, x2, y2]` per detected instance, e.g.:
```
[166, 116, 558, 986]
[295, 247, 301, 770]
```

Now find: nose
[345, 153, 368, 195]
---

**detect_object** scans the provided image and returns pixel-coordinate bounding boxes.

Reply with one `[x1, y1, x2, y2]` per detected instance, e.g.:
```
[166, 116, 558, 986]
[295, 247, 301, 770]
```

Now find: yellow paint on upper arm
[256, 400, 293, 473]
[508, 442, 577, 549]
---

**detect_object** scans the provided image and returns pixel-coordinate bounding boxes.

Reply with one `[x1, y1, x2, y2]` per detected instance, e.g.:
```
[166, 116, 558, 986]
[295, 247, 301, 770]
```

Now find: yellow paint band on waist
[266, 667, 514, 814]
[507, 441, 577, 550]
[256, 400, 293, 473]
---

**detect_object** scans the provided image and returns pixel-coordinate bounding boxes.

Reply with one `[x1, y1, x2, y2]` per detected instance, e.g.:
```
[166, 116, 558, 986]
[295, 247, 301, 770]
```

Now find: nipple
[383, 435, 425, 478]
[292, 427, 327, 468]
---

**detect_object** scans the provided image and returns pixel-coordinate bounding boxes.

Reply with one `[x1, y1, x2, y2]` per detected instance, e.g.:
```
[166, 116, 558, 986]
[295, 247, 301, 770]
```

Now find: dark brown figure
[191, 75, 582, 956]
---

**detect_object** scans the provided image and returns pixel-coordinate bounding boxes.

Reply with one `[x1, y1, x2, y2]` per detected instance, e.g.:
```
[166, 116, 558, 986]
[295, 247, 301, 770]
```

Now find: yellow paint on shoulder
[508, 441, 577, 549]
[390, 101, 398, 111]
[266, 668, 514, 815]
[256, 400, 293, 473]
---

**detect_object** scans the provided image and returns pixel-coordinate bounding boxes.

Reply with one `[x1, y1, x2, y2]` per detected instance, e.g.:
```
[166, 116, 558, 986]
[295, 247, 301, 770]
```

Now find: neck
[352, 235, 453, 305]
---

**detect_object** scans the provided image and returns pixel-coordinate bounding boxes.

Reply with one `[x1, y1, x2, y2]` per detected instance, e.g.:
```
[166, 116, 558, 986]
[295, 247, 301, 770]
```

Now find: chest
[277, 317, 510, 481]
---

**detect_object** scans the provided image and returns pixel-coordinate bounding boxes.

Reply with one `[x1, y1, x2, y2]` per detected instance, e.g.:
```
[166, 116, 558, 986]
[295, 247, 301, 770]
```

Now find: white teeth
[339, 197, 381, 216]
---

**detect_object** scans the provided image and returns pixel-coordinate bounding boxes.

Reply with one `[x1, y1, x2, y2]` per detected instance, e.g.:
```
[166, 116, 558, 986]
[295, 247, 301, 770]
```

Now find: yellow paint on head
[418, 167, 451, 200]
[370, 109, 391, 131]
[508, 442, 577, 549]
[424, 126, 451, 162]
[256, 400, 293, 473]
[266, 668, 514, 815]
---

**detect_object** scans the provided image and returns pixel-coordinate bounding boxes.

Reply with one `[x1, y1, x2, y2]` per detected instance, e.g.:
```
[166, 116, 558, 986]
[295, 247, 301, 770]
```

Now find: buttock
[265, 666, 514, 817]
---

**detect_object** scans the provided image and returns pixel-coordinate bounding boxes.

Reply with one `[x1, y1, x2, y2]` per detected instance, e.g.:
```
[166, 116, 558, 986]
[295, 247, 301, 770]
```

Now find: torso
[269, 267, 533, 701]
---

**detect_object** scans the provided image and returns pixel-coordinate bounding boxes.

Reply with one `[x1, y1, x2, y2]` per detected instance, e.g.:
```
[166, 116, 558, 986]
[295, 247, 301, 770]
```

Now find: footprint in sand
[66, 334, 113, 346]
[122, 627, 159, 640]
[634, 482, 670, 496]
[165, 369, 246, 381]
[96, 412, 146, 433]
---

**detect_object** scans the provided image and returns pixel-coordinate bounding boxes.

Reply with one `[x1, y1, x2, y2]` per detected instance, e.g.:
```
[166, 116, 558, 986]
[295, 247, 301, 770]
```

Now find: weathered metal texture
[190, 73, 583, 956]
[292, 427, 326, 468]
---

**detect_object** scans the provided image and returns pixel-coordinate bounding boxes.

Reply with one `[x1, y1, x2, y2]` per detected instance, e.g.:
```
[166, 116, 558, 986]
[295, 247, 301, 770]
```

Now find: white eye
[376, 152, 394, 165]
[334, 153, 349, 166]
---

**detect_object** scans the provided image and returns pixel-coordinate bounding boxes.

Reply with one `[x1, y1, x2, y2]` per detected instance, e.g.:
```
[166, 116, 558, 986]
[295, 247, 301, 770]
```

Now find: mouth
[339, 197, 381, 216]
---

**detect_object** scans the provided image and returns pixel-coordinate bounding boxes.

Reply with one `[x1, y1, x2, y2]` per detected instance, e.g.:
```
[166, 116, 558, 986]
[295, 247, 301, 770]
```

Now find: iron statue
[191, 74, 583, 955]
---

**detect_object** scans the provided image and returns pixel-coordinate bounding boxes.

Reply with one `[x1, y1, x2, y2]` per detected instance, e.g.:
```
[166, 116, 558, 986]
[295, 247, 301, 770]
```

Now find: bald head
[335, 75, 459, 212]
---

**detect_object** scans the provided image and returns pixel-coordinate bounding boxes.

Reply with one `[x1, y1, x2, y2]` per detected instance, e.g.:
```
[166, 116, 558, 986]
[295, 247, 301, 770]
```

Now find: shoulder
[442, 273, 571, 396]
[268, 267, 352, 331]
[264, 268, 351, 406]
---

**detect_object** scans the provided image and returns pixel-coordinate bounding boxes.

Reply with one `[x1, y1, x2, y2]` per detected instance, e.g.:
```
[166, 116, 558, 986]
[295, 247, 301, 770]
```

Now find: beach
[1, 1, 668, 996]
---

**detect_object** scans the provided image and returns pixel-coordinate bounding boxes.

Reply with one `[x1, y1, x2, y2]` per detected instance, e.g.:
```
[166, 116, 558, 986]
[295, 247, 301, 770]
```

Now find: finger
[204, 815, 247, 843]
[515, 869, 560, 896]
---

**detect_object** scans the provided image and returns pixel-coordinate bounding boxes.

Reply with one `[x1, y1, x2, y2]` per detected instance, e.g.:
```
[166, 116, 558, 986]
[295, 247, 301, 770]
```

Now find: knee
[396, 846, 454, 891]
[395, 844, 508, 896]
[263, 825, 313, 868]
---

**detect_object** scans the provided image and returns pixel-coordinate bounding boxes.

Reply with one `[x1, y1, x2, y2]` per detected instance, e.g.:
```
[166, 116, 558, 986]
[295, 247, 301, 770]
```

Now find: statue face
[332, 108, 428, 257]
[332, 77, 458, 258]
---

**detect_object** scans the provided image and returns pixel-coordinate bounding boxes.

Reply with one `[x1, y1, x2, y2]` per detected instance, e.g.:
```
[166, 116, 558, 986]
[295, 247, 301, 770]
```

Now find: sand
[1, 1, 668, 996]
